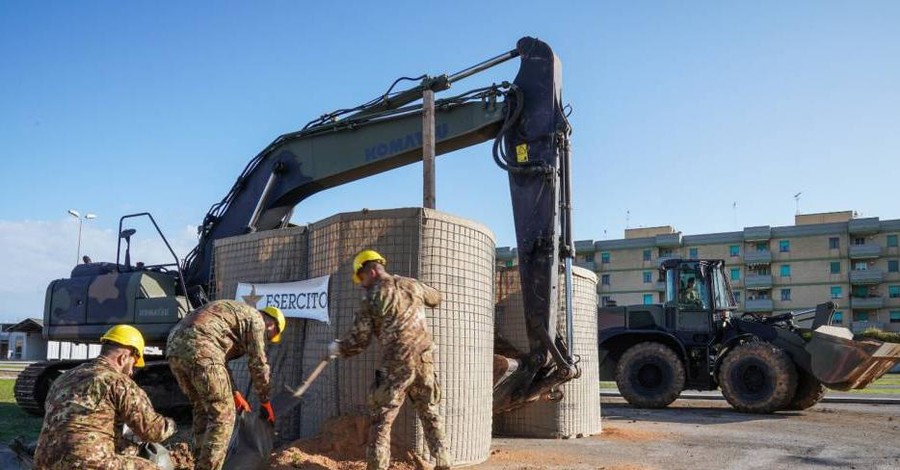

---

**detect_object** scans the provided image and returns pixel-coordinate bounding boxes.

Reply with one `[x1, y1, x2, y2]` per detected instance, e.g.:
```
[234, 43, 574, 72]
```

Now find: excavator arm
[181, 37, 578, 413]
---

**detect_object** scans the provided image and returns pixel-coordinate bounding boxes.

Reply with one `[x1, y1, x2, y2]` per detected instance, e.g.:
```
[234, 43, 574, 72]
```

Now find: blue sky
[2, 1, 899, 321]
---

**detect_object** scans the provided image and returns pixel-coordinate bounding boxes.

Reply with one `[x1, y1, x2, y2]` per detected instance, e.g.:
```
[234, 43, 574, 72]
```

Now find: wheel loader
[598, 258, 900, 413]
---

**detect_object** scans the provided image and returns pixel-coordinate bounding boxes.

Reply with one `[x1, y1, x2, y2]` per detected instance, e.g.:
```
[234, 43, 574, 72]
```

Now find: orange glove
[233, 391, 251, 413]
[260, 401, 275, 424]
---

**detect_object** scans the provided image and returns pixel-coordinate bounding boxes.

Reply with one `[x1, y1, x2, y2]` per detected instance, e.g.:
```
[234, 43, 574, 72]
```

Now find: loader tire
[784, 368, 826, 411]
[615, 342, 685, 409]
[719, 342, 797, 414]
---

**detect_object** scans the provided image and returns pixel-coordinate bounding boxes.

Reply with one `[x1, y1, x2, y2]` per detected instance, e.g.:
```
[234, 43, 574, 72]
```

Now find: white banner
[235, 275, 331, 323]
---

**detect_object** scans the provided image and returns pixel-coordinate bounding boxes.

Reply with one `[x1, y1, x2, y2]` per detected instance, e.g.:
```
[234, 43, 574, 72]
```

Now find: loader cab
[662, 259, 737, 313]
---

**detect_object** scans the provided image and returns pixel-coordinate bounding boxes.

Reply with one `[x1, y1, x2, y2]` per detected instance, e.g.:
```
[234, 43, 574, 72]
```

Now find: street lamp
[68, 209, 97, 265]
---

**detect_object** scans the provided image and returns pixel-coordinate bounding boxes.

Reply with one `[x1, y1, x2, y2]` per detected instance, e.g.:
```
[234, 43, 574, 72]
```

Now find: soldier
[166, 300, 285, 470]
[33, 324, 176, 470]
[328, 249, 451, 470]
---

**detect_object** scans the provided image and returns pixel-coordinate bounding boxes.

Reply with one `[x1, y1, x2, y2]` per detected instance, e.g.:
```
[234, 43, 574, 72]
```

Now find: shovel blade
[806, 325, 900, 390]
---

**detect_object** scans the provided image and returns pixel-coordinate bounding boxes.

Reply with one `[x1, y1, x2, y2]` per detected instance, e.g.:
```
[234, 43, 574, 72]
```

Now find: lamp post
[68, 209, 96, 265]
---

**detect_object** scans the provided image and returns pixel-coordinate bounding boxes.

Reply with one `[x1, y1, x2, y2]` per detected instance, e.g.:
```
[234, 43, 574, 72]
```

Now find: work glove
[233, 391, 251, 413]
[327, 340, 341, 359]
[260, 401, 275, 424]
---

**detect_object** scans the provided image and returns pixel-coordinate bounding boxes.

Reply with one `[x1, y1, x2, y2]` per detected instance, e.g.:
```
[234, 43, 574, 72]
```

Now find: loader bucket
[805, 325, 900, 390]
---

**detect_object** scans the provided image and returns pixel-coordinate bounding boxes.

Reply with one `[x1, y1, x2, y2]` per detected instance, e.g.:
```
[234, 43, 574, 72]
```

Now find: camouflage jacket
[166, 299, 271, 402]
[338, 275, 441, 364]
[32, 358, 175, 466]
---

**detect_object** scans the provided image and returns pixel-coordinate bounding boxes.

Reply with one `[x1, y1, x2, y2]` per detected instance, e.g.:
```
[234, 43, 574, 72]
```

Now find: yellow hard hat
[352, 249, 386, 284]
[101, 325, 146, 367]
[259, 306, 286, 344]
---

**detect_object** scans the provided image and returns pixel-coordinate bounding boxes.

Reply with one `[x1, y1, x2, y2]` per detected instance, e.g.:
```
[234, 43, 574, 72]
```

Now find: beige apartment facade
[496, 212, 900, 333]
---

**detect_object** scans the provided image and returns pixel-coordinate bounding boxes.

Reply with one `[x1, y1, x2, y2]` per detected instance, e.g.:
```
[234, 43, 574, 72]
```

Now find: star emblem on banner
[242, 284, 263, 308]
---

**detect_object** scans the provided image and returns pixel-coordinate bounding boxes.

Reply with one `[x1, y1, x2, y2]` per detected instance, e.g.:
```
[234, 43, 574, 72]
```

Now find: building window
[729, 245, 740, 257]
[854, 311, 869, 322]
[853, 237, 866, 246]
[601, 274, 610, 286]
[643, 249, 651, 261]
[643, 271, 652, 283]
[829, 237, 840, 249]
[689, 248, 698, 259]
[642, 294, 653, 305]
[659, 248, 672, 257]
[891, 311, 900, 323]
[781, 289, 792, 301]
[830, 261, 841, 274]
[890, 286, 900, 298]
[601, 296, 612, 306]
[780, 264, 791, 277]
[889, 260, 899, 273]
[889, 234, 898, 248]
[755, 242, 768, 252]
[730, 268, 741, 281]
[779, 240, 790, 252]
[584, 254, 594, 263]
[734, 290, 741, 303]
[601, 252, 610, 264]
[832, 311, 843, 325]
[854, 261, 868, 271]
[830, 286, 842, 299]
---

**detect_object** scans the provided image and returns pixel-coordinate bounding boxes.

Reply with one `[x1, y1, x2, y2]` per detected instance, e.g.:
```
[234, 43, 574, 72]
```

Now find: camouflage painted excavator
[598, 258, 900, 413]
[16, 37, 578, 418]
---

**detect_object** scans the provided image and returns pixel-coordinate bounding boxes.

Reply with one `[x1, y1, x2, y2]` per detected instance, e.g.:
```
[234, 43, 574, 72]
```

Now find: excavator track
[14, 360, 82, 416]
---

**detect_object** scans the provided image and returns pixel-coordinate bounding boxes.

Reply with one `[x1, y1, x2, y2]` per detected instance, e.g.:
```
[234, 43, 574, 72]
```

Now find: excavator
[16, 36, 579, 417]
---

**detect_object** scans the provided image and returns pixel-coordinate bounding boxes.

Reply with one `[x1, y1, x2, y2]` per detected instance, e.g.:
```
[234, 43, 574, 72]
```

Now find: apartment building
[496, 211, 900, 333]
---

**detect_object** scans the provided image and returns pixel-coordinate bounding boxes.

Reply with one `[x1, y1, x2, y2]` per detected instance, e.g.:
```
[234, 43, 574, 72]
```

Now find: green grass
[0, 379, 44, 442]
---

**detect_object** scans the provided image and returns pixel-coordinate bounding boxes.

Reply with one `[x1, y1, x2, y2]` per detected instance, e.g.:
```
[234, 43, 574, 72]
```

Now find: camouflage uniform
[338, 275, 450, 470]
[166, 300, 272, 470]
[33, 358, 176, 470]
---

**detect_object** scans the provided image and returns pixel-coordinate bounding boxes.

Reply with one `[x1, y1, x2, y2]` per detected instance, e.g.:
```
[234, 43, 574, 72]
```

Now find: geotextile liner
[214, 208, 495, 466]
[493, 265, 601, 438]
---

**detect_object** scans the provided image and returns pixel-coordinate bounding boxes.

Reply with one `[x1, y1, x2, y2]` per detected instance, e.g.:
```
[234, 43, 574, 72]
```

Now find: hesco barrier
[493, 265, 601, 438]
[214, 207, 495, 466]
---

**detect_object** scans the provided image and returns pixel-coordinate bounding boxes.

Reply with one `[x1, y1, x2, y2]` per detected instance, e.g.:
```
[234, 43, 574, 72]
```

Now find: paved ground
[470, 397, 900, 470]
[3, 395, 898, 469]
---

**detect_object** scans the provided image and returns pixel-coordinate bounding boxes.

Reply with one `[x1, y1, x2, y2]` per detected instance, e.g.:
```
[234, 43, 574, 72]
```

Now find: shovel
[223, 356, 334, 470]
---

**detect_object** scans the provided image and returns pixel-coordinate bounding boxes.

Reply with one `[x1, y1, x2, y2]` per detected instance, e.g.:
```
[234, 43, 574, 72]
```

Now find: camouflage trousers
[367, 350, 450, 470]
[169, 356, 235, 470]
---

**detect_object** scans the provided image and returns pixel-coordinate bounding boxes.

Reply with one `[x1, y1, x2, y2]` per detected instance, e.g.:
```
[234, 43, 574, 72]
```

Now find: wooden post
[423, 89, 436, 209]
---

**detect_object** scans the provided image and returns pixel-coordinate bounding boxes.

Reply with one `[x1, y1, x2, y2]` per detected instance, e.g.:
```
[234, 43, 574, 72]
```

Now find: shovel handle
[290, 357, 332, 399]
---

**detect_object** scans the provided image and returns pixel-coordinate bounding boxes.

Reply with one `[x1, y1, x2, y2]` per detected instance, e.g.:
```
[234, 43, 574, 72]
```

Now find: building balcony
[850, 296, 884, 309]
[575, 260, 597, 271]
[743, 226, 772, 241]
[745, 299, 774, 312]
[849, 269, 884, 285]
[848, 217, 880, 235]
[851, 321, 886, 333]
[656, 281, 666, 292]
[655, 233, 682, 248]
[744, 274, 773, 290]
[743, 251, 773, 265]
[849, 244, 882, 259]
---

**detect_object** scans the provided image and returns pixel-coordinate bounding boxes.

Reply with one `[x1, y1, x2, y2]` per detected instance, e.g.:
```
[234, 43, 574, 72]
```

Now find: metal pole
[423, 89, 436, 209]
[76, 218, 83, 265]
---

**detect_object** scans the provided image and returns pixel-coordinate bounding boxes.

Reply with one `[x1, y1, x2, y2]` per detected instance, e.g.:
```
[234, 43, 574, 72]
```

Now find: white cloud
[0, 219, 199, 323]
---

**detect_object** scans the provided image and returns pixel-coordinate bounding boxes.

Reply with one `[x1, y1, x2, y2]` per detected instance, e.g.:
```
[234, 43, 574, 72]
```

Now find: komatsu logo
[139, 308, 170, 318]
[364, 124, 450, 162]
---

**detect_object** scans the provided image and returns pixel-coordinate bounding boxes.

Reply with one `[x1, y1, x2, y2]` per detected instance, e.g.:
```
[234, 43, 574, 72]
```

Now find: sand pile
[270, 415, 430, 470]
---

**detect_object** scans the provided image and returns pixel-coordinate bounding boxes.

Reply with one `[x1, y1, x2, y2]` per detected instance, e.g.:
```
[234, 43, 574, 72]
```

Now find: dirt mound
[593, 426, 669, 442]
[486, 448, 584, 467]
[270, 415, 430, 470]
